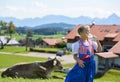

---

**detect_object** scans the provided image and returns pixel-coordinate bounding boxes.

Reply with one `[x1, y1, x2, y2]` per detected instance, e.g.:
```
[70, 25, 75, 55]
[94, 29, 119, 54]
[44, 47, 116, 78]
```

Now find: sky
[0, 0, 120, 19]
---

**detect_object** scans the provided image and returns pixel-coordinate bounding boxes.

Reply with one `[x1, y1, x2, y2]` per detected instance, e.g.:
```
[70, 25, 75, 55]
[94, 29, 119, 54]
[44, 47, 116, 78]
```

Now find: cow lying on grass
[1, 58, 63, 79]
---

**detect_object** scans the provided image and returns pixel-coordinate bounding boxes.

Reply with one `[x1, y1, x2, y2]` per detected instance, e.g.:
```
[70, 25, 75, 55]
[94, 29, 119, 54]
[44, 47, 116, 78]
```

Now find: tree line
[0, 20, 16, 49]
[0, 21, 71, 50]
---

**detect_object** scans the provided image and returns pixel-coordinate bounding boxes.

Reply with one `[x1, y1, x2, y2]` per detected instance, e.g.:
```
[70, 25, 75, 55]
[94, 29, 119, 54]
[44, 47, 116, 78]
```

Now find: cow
[1, 58, 63, 79]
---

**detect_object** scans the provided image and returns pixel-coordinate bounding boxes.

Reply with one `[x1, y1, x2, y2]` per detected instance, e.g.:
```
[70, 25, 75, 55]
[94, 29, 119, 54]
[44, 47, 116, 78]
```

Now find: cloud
[5, 6, 18, 11]
[33, 1, 47, 8]
[0, 1, 119, 19]
[44, 7, 113, 18]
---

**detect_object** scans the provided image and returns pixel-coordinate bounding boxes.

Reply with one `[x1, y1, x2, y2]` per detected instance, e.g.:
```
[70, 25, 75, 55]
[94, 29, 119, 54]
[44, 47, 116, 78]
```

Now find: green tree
[56, 42, 66, 48]
[25, 30, 33, 51]
[0, 21, 16, 49]
[0, 21, 7, 35]
[0, 21, 7, 49]
[8, 21, 16, 38]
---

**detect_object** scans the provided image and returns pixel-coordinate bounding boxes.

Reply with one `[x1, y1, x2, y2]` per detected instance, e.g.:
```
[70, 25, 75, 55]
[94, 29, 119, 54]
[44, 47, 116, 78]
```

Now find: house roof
[90, 25, 120, 41]
[113, 33, 120, 41]
[42, 39, 64, 46]
[65, 24, 120, 41]
[105, 33, 119, 38]
[65, 24, 81, 39]
[0, 36, 7, 44]
[95, 52, 119, 58]
[109, 41, 120, 54]
[7, 38, 19, 45]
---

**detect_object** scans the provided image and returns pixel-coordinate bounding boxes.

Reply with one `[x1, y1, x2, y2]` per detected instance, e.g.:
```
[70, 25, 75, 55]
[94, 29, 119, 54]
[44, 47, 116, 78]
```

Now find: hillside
[16, 23, 75, 35]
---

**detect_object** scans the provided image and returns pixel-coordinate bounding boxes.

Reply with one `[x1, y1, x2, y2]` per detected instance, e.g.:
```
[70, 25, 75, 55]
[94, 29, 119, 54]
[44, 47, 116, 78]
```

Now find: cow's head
[53, 57, 63, 71]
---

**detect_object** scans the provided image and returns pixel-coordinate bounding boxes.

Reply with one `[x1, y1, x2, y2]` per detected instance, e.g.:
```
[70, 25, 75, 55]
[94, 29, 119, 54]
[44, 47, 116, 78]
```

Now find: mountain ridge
[0, 13, 120, 27]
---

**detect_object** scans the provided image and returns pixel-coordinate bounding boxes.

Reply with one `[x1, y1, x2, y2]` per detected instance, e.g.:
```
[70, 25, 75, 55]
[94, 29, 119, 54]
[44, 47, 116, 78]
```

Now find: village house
[65, 24, 120, 76]
[7, 38, 20, 46]
[39, 38, 66, 48]
[0, 36, 20, 46]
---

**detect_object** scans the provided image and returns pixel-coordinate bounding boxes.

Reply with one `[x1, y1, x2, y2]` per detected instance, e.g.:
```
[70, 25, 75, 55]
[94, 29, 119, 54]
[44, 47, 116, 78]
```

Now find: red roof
[105, 33, 119, 38]
[65, 24, 120, 58]
[109, 41, 120, 54]
[65, 24, 120, 41]
[90, 25, 120, 41]
[42, 39, 65, 46]
[95, 52, 119, 58]
[113, 33, 120, 41]
[65, 24, 81, 39]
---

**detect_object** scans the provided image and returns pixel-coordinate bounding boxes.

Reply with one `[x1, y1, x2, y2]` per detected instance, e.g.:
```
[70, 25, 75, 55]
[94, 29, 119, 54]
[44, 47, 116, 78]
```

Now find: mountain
[0, 13, 120, 27]
[93, 13, 120, 25]
[34, 23, 75, 29]
[16, 23, 75, 35]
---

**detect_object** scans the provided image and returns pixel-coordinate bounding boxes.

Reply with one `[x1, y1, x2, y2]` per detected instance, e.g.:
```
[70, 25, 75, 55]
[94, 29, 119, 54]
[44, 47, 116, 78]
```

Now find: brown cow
[1, 58, 63, 79]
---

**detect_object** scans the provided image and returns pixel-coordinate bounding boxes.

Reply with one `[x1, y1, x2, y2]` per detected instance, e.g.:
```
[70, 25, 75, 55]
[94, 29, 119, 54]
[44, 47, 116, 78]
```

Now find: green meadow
[14, 34, 65, 40]
[0, 46, 120, 82]
[0, 46, 28, 53]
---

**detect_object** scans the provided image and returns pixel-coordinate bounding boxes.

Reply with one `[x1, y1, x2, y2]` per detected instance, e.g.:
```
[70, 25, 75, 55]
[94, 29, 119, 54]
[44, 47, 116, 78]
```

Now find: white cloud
[0, 1, 119, 19]
[5, 6, 18, 11]
[43, 7, 114, 18]
[33, 1, 47, 8]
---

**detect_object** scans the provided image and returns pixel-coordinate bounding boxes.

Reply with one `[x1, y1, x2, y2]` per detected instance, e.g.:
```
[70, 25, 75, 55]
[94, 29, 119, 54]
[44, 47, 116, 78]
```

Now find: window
[104, 29, 110, 32]
[115, 29, 120, 33]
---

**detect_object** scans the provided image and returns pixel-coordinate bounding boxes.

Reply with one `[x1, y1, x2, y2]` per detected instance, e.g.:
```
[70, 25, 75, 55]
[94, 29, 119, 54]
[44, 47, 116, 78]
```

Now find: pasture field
[0, 54, 65, 82]
[0, 54, 47, 68]
[0, 69, 120, 82]
[14, 34, 65, 40]
[0, 54, 120, 82]
[0, 46, 28, 53]
[0, 46, 120, 82]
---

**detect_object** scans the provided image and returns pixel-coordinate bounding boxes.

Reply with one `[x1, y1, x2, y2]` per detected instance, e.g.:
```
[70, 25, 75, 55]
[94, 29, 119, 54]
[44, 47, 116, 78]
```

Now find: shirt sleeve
[92, 41, 98, 51]
[72, 41, 79, 55]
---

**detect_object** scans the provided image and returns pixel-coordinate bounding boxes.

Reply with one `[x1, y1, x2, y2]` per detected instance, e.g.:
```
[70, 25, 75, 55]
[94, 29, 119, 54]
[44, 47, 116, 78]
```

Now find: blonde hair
[78, 25, 90, 34]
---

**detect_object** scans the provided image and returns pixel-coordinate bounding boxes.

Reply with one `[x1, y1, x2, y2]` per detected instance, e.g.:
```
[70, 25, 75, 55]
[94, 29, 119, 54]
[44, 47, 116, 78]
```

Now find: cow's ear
[53, 60, 57, 66]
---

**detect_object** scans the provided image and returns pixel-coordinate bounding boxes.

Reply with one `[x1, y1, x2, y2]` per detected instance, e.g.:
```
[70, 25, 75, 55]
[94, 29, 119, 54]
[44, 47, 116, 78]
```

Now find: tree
[0, 21, 7, 49]
[35, 37, 42, 45]
[8, 21, 16, 38]
[0, 21, 16, 49]
[0, 21, 7, 35]
[25, 30, 33, 51]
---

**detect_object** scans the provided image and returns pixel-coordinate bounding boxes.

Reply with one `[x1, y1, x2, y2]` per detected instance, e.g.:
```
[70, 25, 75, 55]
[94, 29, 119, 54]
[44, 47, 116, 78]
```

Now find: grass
[94, 69, 120, 82]
[0, 54, 47, 68]
[63, 63, 74, 68]
[34, 48, 61, 51]
[31, 48, 72, 55]
[13, 34, 65, 41]
[0, 69, 120, 82]
[0, 46, 29, 53]
[0, 53, 65, 82]
[40, 34, 65, 39]
[0, 46, 119, 82]
[0, 73, 64, 82]
[32, 48, 62, 53]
